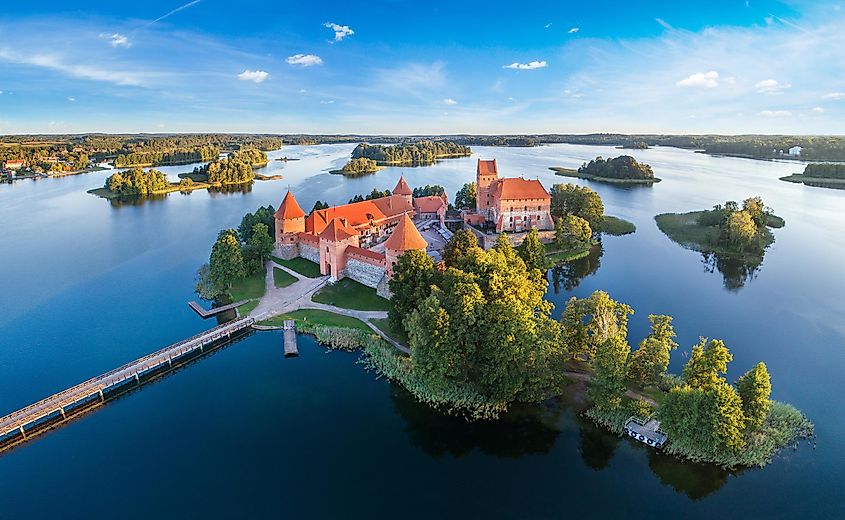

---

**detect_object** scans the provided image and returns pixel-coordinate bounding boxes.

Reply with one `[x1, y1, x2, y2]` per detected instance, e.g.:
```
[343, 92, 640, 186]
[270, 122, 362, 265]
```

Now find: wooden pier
[188, 300, 250, 319]
[0, 316, 255, 453]
[283, 320, 298, 357]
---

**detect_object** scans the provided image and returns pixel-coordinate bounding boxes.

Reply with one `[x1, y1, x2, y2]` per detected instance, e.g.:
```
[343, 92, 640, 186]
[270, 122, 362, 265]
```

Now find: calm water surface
[1, 144, 843, 518]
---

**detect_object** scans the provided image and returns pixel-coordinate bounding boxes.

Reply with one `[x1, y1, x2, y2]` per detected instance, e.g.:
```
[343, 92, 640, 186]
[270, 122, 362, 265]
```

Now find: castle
[273, 176, 443, 296]
[472, 159, 553, 232]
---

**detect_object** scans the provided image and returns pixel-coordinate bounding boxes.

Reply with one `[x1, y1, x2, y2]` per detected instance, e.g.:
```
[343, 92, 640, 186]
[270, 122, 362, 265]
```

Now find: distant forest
[351, 141, 471, 165]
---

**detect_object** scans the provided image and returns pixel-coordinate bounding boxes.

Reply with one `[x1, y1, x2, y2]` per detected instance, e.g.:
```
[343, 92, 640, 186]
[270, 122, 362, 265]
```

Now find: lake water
[1, 144, 843, 518]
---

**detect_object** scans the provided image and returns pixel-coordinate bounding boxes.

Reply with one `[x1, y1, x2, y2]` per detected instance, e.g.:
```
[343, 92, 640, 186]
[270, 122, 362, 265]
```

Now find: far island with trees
[550, 155, 660, 184]
[351, 140, 471, 166]
[780, 163, 845, 190]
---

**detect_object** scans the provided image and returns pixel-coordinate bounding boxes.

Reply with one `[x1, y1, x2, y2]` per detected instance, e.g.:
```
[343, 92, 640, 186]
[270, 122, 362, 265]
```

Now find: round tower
[392, 175, 413, 206]
[274, 191, 306, 258]
[384, 213, 428, 277]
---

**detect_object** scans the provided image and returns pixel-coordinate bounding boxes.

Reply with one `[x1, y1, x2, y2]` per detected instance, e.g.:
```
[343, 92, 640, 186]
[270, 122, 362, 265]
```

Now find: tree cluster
[114, 147, 219, 167]
[104, 167, 169, 197]
[698, 197, 774, 252]
[803, 163, 845, 179]
[351, 140, 471, 165]
[550, 183, 605, 230]
[348, 188, 391, 204]
[578, 155, 655, 180]
[412, 184, 446, 198]
[340, 157, 380, 174]
[454, 182, 477, 209]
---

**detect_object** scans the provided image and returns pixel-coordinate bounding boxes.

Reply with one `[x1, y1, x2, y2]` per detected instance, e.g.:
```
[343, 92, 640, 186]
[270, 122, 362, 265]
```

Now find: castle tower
[318, 218, 359, 281]
[392, 175, 413, 205]
[274, 191, 306, 258]
[384, 213, 428, 277]
[476, 159, 498, 213]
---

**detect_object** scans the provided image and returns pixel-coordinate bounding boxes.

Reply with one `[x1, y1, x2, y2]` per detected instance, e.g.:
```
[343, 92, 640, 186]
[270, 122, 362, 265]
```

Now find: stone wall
[376, 273, 392, 299]
[300, 243, 320, 264]
[275, 243, 299, 260]
[343, 258, 386, 289]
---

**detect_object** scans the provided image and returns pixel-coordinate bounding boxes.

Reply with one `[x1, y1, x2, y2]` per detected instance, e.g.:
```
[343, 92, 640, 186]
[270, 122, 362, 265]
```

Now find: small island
[780, 163, 845, 190]
[351, 140, 471, 166]
[620, 140, 650, 149]
[550, 155, 661, 184]
[330, 157, 384, 175]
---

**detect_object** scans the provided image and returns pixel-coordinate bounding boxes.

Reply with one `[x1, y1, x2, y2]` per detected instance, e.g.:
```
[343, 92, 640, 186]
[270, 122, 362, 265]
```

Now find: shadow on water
[106, 183, 254, 208]
[701, 251, 762, 291]
[550, 244, 604, 293]
[646, 450, 732, 500]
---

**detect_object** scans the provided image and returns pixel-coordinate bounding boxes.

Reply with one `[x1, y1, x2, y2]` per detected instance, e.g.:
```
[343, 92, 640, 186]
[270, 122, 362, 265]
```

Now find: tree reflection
[576, 414, 620, 470]
[646, 450, 731, 500]
[550, 244, 603, 293]
[701, 251, 762, 291]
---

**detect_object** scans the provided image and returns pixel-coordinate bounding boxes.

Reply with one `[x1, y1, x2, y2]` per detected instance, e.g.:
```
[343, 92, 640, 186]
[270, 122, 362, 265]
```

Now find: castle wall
[300, 243, 320, 264]
[343, 258, 387, 289]
[275, 243, 299, 260]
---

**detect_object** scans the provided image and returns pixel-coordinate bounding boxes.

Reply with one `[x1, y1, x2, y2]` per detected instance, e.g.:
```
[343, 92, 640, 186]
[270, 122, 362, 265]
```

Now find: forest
[351, 140, 471, 165]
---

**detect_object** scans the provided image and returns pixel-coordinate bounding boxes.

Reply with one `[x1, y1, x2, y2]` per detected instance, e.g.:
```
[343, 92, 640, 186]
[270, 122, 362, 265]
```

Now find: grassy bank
[312, 278, 391, 311]
[550, 166, 661, 184]
[544, 242, 594, 264]
[780, 173, 845, 190]
[270, 256, 321, 278]
[273, 267, 297, 288]
[260, 309, 371, 332]
[370, 317, 409, 345]
[655, 210, 782, 261]
[87, 181, 212, 200]
[602, 215, 637, 236]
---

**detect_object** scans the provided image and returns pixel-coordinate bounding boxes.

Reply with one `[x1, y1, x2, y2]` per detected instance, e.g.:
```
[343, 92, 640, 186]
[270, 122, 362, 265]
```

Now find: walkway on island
[250, 260, 411, 354]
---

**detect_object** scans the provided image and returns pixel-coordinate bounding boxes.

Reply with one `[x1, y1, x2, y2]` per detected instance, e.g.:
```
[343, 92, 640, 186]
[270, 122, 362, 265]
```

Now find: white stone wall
[343, 258, 386, 289]
[300, 243, 320, 264]
[376, 273, 392, 299]
[275, 243, 299, 260]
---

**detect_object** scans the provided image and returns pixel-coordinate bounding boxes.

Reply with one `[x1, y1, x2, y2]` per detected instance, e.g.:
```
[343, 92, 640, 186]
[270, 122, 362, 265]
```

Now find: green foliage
[104, 167, 169, 197]
[192, 153, 259, 185]
[194, 263, 224, 301]
[237, 205, 276, 243]
[348, 188, 391, 203]
[588, 334, 631, 410]
[228, 148, 268, 166]
[209, 229, 246, 289]
[241, 222, 274, 274]
[442, 229, 482, 268]
[115, 146, 219, 167]
[517, 228, 546, 271]
[455, 182, 477, 209]
[388, 250, 436, 332]
[559, 291, 634, 361]
[803, 162, 845, 179]
[351, 140, 471, 165]
[312, 278, 391, 311]
[736, 362, 772, 431]
[412, 184, 446, 197]
[683, 338, 732, 390]
[628, 315, 678, 387]
[550, 183, 605, 230]
[600, 215, 636, 236]
[578, 155, 655, 180]
[555, 214, 593, 251]
[311, 200, 330, 212]
[341, 157, 380, 174]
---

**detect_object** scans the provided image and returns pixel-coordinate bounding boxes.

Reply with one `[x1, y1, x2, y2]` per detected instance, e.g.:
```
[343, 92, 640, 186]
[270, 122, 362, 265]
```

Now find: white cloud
[503, 60, 548, 70]
[442, 98, 458, 105]
[298, 89, 307, 94]
[568, 27, 579, 34]
[812, 106, 825, 113]
[822, 92, 845, 100]
[0, 48, 145, 86]
[676, 71, 719, 88]
[374, 62, 447, 94]
[237, 69, 268, 83]
[324, 22, 354, 42]
[755, 78, 791, 94]
[544, 23, 552, 29]
[105, 33, 131, 48]
[67, 97, 75, 102]
[656, 18, 674, 30]
[319, 99, 334, 104]
[286, 54, 323, 67]
[758, 109, 792, 117]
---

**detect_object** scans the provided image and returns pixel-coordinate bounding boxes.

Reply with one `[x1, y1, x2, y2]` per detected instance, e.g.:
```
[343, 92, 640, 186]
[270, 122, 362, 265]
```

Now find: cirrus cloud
[324, 22, 354, 42]
[676, 71, 719, 88]
[503, 60, 547, 70]
[237, 69, 268, 83]
[758, 109, 792, 117]
[442, 98, 458, 105]
[286, 54, 323, 67]
[822, 92, 845, 100]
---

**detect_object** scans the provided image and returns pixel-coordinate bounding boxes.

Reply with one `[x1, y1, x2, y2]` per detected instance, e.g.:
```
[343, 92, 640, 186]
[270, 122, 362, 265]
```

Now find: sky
[0, 0, 843, 135]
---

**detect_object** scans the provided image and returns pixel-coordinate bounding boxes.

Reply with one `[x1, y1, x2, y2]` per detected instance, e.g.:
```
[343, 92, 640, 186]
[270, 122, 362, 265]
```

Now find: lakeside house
[2, 160, 26, 170]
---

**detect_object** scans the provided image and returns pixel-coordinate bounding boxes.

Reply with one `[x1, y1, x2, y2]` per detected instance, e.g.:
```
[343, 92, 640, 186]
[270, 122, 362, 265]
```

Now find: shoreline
[550, 166, 661, 184]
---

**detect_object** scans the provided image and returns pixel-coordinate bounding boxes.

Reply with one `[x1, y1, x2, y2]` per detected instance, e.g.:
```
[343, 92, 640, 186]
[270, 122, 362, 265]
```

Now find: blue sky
[0, 0, 843, 134]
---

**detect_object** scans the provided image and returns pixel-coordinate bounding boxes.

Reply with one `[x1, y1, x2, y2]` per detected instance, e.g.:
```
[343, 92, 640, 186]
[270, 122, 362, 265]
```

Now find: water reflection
[701, 251, 762, 291]
[106, 183, 255, 208]
[646, 450, 730, 500]
[550, 244, 603, 293]
[577, 414, 620, 470]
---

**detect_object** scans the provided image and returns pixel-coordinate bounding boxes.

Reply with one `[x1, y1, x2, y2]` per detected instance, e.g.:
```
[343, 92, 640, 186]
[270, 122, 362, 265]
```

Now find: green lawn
[311, 278, 391, 311]
[270, 256, 322, 278]
[602, 215, 637, 236]
[273, 267, 297, 288]
[259, 309, 371, 332]
[544, 242, 593, 264]
[370, 317, 409, 345]
[237, 300, 259, 316]
[229, 271, 266, 301]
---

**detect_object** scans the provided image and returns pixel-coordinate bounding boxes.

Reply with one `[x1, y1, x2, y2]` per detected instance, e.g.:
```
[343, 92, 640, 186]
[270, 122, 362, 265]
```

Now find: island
[351, 140, 471, 166]
[550, 155, 660, 184]
[655, 197, 785, 290]
[780, 163, 845, 190]
[330, 157, 384, 175]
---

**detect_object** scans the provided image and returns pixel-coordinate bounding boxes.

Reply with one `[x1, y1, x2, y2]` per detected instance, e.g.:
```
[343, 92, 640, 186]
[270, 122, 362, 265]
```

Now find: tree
[442, 229, 481, 268]
[588, 333, 631, 410]
[455, 182, 477, 209]
[549, 183, 604, 230]
[311, 200, 330, 212]
[209, 229, 245, 289]
[736, 362, 772, 431]
[725, 211, 757, 250]
[627, 315, 678, 387]
[412, 184, 446, 197]
[517, 228, 546, 271]
[711, 382, 747, 453]
[388, 250, 436, 332]
[194, 263, 224, 300]
[556, 214, 592, 251]
[683, 338, 732, 391]
[238, 205, 276, 243]
[660, 381, 747, 455]
[742, 197, 769, 227]
[248, 223, 274, 261]
[559, 291, 633, 360]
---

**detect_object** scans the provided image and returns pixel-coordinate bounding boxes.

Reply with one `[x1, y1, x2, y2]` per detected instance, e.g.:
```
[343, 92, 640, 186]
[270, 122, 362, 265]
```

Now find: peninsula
[780, 163, 845, 190]
[551, 155, 660, 184]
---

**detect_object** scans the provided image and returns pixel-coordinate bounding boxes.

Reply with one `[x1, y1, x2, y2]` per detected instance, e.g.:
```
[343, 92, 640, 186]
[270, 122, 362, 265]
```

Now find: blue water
[1, 144, 843, 518]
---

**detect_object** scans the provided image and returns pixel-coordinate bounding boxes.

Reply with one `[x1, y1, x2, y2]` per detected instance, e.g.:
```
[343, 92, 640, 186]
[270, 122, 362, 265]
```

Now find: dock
[623, 415, 668, 449]
[188, 299, 249, 319]
[0, 316, 255, 453]
[283, 320, 298, 357]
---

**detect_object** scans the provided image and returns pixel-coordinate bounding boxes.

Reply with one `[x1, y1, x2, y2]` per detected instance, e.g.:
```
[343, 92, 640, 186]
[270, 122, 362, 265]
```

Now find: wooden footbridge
[188, 300, 249, 319]
[0, 316, 255, 453]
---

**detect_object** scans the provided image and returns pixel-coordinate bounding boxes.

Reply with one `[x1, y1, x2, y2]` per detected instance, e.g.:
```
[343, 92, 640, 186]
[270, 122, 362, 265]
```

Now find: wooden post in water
[283, 320, 298, 358]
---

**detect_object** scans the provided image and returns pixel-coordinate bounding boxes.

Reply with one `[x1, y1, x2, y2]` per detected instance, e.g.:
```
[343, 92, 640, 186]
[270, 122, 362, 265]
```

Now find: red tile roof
[275, 191, 306, 220]
[414, 195, 446, 213]
[306, 195, 413, 235]
[493, 178, 550, 201]
[477, 159, 498, 176]
[393, 175, 412, 196]
[297, 232, 319, 245]
[319, 218, 358, 242]
[384, 214, 427, 252]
